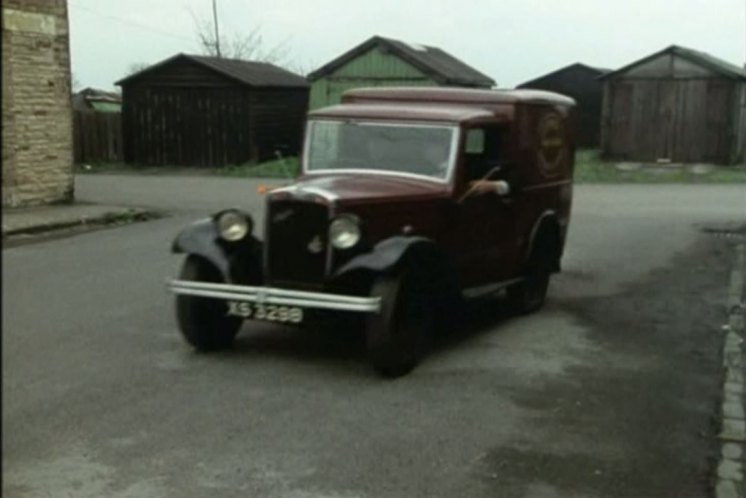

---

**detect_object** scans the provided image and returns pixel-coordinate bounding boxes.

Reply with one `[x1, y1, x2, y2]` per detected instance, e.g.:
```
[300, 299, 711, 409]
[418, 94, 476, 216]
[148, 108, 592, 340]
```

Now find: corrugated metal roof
[79, 87, 122, 102]
[600, 45, 746, 80]
[90, 101, 122, 113]
[517, 62, 610, 88]
[188, 55, 309, 87]
[308, 36, 496, 87]
[585, 64, 613, 74]
[672, 46, 746, 79]
[116, 54, 309, 88]
[72, 87, 122, 112]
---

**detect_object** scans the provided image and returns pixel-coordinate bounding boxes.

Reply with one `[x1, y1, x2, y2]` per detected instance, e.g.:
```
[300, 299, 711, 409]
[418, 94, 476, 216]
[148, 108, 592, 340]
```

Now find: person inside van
[422, 140, 450, 178]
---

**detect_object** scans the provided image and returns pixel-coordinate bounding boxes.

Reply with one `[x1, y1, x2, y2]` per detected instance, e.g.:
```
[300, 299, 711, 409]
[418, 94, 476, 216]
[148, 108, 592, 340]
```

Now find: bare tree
[283, 58, 316, 78]
[71, 73, 83, 92]
[189, 4, 292, 68]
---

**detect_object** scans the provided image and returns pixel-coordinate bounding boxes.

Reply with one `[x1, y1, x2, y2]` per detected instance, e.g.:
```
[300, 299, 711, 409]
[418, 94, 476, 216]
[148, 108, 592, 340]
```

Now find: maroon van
[169, 87, 576, 377]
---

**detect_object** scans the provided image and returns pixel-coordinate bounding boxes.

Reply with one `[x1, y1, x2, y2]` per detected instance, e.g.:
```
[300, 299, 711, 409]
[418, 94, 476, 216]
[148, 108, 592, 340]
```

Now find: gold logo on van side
[537, 114, 565, 177]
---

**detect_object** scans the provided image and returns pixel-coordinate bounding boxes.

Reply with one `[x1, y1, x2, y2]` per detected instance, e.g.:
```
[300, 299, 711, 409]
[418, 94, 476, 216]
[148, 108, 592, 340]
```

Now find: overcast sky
[69, 0, 746, 90]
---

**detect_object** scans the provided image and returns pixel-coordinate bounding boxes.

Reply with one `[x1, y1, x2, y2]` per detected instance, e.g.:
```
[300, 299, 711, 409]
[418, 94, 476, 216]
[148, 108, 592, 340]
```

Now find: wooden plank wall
[603, 79, 736, 164]
[601, 52, 743, 165]
[73, 111, 123, 164]
[736, 83, 746, 164]
[123, 86, 254, 167]
[250, 89, 309, 162]
[123, 86, 309, 167]
[602, 82, 632, 157]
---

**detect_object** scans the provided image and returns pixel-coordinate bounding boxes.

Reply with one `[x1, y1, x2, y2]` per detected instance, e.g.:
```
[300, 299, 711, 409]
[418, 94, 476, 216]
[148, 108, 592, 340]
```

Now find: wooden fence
[73, 111, 123, 164]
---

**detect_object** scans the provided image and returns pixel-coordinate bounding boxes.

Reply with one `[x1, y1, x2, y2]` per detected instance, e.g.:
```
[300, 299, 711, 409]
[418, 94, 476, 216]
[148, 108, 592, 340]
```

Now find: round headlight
[329, 215, 361, 250]
[217, 211, 251, 242]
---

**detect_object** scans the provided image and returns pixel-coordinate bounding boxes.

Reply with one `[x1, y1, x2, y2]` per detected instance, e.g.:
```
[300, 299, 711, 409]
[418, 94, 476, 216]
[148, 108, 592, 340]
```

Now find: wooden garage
[307, 35, 495, 110]
[518, 63, 609, 147]
[116, 54, 309, 167]
[600, 45, 746, 165]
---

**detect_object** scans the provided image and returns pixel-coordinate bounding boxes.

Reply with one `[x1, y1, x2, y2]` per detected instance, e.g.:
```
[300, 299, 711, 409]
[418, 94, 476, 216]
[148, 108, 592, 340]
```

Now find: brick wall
[2, 0, 74, 207]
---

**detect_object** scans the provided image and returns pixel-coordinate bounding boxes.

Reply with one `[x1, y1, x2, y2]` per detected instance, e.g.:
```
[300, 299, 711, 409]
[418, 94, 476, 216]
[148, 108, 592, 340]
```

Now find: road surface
[3, 175, 745, 498]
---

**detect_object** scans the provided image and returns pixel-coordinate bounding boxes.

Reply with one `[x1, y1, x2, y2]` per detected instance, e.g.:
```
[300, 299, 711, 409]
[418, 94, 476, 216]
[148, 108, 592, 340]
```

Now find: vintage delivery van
[169, 87, 576, 376]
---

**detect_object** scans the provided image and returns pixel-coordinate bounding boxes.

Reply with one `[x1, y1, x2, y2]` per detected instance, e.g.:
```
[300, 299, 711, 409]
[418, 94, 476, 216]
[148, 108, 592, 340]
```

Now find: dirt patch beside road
[485, 234, 730, 497]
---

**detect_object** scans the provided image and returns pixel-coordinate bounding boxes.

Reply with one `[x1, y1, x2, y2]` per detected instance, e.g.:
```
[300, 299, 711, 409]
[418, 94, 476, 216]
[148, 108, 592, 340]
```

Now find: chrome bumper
[168, 279, 381, 313]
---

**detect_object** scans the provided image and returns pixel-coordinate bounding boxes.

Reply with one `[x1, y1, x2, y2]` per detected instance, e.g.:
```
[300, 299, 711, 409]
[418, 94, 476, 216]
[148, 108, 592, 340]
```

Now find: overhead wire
[68, 2, 195, 44]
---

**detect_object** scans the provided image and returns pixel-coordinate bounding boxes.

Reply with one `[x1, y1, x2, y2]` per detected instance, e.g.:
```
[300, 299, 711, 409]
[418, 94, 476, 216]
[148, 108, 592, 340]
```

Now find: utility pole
[212, 0, 221, 58]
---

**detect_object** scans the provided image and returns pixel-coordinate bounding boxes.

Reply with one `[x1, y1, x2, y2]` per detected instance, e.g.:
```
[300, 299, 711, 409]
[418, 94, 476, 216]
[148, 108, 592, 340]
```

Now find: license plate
[227, 301, 304, 324]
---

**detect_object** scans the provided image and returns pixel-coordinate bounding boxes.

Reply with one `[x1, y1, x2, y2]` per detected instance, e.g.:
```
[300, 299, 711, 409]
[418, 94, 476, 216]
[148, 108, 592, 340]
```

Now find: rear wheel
[176, 256, 242, 351]
[365, 270, 434, 378]
[506, 233, 555, 314]
[506, 267, 550, 314]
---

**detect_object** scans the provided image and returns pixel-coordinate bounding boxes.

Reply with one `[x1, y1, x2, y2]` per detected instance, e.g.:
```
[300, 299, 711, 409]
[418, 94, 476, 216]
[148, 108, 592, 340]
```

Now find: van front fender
[172, 218, 231, 278]
[172, 218, 264, 284]
[334, 236, 451, 278]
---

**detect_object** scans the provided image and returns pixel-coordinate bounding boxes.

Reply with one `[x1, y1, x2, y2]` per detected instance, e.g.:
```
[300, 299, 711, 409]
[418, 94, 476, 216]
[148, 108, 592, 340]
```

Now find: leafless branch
[187, 5, 296, 69]
[284, 58, 316, 77]
[71, 73, 83, 92]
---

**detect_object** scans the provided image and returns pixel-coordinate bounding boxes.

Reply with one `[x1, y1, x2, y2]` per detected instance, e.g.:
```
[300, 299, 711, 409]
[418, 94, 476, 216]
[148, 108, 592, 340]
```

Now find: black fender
[336, 236, 462, 332]
[334, 236, 432, 277]
[334, 236, 459, 296]
[525, 211, 562, 272]
[172, 218, 230, 278]
[171, 218, 263, 283]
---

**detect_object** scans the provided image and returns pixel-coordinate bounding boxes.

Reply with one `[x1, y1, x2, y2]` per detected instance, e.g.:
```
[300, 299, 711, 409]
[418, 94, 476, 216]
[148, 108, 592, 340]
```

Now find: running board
[461, 278, 524, 299]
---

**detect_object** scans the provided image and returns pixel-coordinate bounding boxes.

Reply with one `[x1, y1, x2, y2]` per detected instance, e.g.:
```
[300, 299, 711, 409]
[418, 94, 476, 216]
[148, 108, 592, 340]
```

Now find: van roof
[342, 87, 576, 107]
[309, 103, 498, 124]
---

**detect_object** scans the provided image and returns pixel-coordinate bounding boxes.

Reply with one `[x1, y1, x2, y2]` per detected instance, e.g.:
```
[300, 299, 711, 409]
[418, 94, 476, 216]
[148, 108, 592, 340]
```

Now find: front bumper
[168, 279, 381, 313]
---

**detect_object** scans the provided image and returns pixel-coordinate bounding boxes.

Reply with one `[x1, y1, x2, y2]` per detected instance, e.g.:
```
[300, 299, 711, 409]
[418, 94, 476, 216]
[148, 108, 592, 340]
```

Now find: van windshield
[305, 120, 457, 180]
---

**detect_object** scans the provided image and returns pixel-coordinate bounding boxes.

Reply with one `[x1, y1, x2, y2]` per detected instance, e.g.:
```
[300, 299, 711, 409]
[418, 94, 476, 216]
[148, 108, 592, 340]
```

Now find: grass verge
[213, 157, 300, 178]
[76, 152, 746, 184]
[574, 149, 746, 184]
[75, 157, 300, 179]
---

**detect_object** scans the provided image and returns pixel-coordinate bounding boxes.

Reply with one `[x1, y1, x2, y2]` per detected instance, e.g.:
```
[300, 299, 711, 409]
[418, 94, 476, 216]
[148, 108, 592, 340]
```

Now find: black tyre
[176, 256, 242, 351]
[506, 245, 552, 315]
[506, 268, 550, 314]
[365, 270, 434, 378]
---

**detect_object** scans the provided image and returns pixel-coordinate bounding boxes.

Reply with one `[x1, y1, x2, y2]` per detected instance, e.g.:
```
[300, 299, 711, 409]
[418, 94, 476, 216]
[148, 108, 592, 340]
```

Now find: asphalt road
[3, 175, 745, 498]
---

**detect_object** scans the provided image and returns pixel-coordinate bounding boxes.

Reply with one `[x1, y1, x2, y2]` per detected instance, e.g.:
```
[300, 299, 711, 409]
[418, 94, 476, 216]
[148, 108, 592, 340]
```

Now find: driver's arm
[469, 179, 510, 196]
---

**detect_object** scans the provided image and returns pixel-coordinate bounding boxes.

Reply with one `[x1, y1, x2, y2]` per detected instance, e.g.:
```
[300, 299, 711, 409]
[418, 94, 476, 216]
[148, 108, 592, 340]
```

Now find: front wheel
[175, 256, 242, 351]
[365, 270, 434, 378]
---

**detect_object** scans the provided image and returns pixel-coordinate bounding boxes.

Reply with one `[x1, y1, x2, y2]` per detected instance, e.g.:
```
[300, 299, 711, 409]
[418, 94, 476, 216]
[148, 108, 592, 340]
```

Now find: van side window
[465, 129, 485, 154]
[464, 126, 504, 181]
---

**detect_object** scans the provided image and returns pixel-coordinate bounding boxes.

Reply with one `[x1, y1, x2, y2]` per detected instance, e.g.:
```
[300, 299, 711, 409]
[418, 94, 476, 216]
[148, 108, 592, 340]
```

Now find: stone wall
[2, 0, 74, 207]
